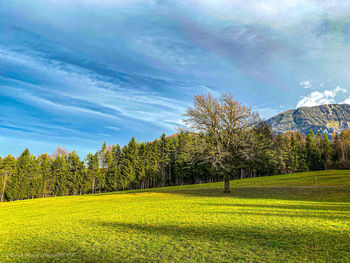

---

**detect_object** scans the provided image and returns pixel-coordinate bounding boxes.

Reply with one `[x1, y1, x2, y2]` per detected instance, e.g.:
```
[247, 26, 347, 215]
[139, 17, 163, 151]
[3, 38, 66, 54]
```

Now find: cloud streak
[1, 0, 350, 156]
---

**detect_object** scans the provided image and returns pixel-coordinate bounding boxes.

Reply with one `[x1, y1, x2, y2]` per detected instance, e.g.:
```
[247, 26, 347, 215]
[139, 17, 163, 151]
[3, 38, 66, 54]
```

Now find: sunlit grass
[0, 170, 349, 262]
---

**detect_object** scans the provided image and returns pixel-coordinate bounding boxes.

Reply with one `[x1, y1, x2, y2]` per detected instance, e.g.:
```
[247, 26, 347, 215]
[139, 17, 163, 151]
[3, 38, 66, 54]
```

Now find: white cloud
[342, 98, 350, 104]
[299, 80, 311, 89]
[169, 0, 350, 30]
[299, 80, 310, 86]
[297, 86, 348, 108]
[340, 88, 350, 104]
[335, 86, 348, 93]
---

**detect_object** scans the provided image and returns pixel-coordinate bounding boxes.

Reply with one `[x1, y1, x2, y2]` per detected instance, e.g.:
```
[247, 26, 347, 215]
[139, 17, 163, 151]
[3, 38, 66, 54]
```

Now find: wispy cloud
[2, 0, 350, 156]
[299, 80, 311, 89]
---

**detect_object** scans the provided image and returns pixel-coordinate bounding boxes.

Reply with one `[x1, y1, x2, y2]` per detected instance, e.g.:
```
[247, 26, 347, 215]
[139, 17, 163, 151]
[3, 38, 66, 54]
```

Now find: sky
[1, 0, 350, 157]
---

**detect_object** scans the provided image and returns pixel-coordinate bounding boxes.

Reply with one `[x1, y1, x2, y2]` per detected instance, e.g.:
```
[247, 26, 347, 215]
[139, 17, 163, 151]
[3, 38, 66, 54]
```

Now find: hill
[266, 104, 350, 135]
[0, 170, 349, 262]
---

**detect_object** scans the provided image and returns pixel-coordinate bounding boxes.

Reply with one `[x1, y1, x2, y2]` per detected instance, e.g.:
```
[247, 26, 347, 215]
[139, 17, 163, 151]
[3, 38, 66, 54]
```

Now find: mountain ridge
[266, 104, 350, 135]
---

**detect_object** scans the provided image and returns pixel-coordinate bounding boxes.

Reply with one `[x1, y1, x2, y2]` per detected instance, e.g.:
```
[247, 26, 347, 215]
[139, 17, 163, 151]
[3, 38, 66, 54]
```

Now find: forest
[1, 94, 350, 201]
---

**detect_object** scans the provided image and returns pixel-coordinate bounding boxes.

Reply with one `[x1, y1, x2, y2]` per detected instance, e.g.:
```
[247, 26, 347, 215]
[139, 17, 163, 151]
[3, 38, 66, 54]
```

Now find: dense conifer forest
[2, 126, 350, 202]
[1, 94, 350, 202]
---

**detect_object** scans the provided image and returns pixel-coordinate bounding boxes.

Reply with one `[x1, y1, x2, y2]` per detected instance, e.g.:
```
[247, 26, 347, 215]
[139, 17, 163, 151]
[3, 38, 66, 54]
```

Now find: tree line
[1, 93, 350, 201]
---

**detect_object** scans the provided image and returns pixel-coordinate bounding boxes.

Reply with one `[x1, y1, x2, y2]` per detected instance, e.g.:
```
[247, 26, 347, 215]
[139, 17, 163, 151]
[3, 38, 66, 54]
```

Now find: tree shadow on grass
[206, 210, 350, 221]
[90, 220, 350, 262]
[1, 237, 141, 263]
[156, 186, 350, 203]
[4, 220, 349, 262]
[198, 202, 350, 212]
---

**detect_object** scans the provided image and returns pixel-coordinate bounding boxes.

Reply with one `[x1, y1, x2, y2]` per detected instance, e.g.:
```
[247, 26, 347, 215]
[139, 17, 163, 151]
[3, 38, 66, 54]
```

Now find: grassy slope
[0, 170, 349, 262]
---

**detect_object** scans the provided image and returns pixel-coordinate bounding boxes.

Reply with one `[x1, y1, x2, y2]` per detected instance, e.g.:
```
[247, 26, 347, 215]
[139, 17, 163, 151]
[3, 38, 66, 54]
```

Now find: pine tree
[120, 146, 134, 190]
[145, 142, 159, 188]
[126, 137, 139, 188]
[251, 123, 276, 176]
[321, 133, 332, 170]
[106, 144, 122, 191]
[340, 130, 350, 161]
[332, 132, 341, 163]
[316, 132, 323, 150]
[306, 130, 322, 171]
[52, 154, 70, 196]
[28, 156, 42, 199]
[86, 153, 100, 194]
[137, 143, 147, 189]
[0, 155, 16, 202]
[38, 153, 52, 198]
[6, 149, 32, 200]
[295, 132, 308, 172]
[68, 151, 85, 195]
[274, 134, 288, 174]
[98, 142, 112, 193]
[158, 133, 170, 187]
[287, 133, 299, 173]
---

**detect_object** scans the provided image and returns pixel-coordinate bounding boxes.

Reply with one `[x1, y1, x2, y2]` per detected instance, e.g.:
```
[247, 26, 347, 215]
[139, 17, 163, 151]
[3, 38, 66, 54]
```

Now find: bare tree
[51, 146, 69, 159]
[183, 93, 259, 192]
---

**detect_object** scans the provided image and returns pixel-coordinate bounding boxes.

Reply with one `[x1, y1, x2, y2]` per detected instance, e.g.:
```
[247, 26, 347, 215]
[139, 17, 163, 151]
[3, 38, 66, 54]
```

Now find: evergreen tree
[137, 143, 147, 189]
[274, 135, 288, 174]
[6, 149, 32, 201]
[68, 151, 85, 195]
[295, 132, 308, 172]
[86, 153, 100, 194]
[38, 153, 52, 198]
[321, 133, 332, 170]
[0, 155, 16, 202]
[106, 144, 122, 191]
[4, 97, 350, 202]
[306, 130, 323, 170]
[158, 133, 170, 187]
[340, 130, 350, 161]
[287, 133, 299, 173]
[99, 142, 111, 192]
[120, 146, 134, 190]
[145, 142, 159, 188]
[251, 123, 276, 176]
[332, 132, 341, 163]
[28, 156, 42, 199]
[50, 147, 71, 196]
[52, 154, 70, 196]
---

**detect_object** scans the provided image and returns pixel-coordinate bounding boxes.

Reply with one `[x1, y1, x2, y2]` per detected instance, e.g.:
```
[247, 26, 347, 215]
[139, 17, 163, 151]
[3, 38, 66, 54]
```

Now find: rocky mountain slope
[266, 104, 350, 135]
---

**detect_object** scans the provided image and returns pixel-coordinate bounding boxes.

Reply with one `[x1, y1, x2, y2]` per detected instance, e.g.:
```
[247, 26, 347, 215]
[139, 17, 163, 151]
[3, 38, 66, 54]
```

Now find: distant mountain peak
[266, 104, 350, 135]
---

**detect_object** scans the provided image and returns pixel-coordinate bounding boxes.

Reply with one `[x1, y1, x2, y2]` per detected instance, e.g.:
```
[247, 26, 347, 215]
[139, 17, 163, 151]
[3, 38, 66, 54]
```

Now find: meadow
[0, 170, 349, 262]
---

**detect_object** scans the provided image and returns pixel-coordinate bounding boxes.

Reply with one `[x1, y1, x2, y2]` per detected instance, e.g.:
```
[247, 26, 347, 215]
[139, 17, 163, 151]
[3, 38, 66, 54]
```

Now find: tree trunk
[168, 164, 171, 186]
[1, 173, 8, 202]
[161, 166, 166, 187]
[341, 143, 345, 161]
[42, 180, 47, 198]
[223, 174, 230, 193]
[92, 177, 95, 194]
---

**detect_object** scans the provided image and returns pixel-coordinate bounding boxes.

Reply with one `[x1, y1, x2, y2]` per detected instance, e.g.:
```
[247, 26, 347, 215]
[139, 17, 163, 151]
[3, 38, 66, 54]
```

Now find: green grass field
[0, 170, 349, 262]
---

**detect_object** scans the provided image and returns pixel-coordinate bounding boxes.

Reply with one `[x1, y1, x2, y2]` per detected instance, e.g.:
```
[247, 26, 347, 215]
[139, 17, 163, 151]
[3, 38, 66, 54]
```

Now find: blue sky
[1, 0, 350, 157]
